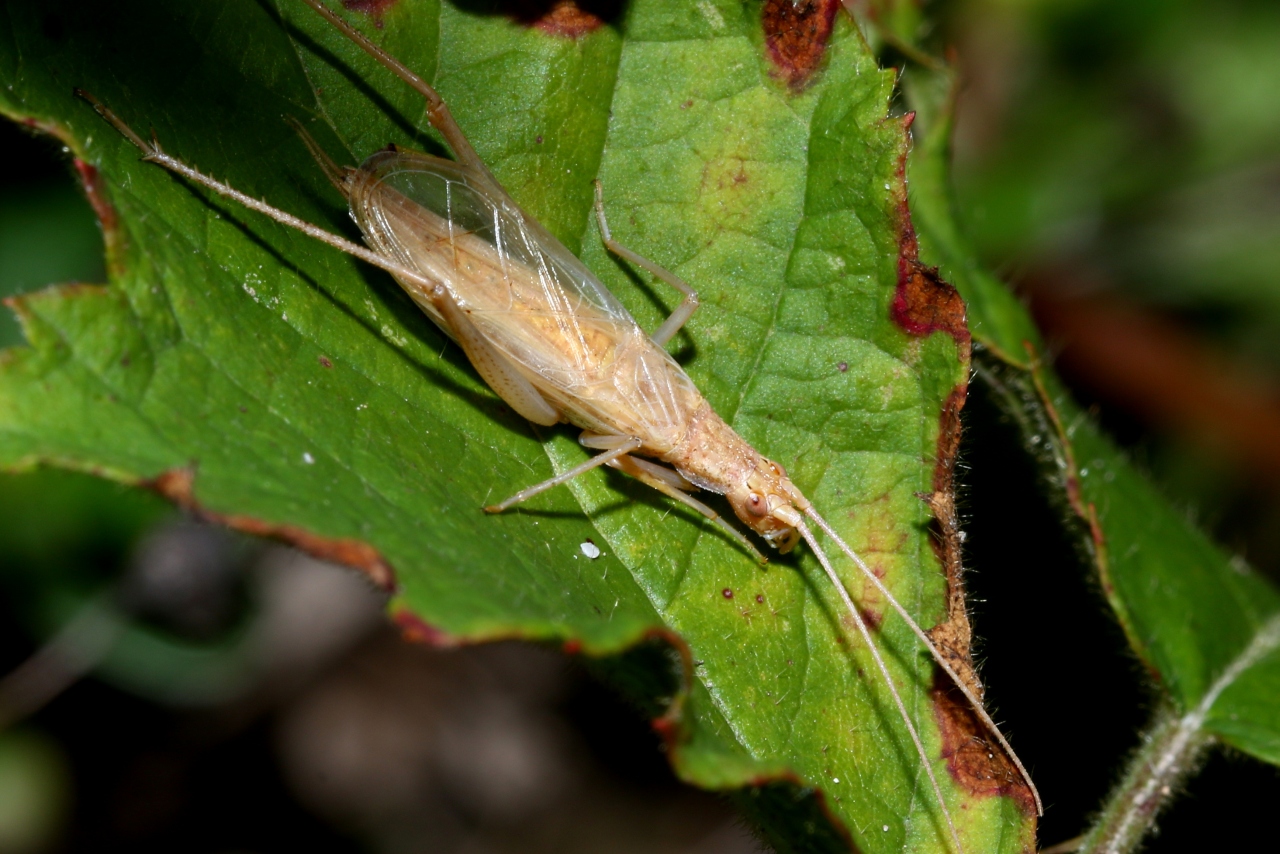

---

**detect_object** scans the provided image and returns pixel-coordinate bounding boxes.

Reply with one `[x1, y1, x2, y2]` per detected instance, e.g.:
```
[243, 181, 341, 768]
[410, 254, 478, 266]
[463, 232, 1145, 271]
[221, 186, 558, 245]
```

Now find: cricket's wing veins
[348, 149, 705, 451]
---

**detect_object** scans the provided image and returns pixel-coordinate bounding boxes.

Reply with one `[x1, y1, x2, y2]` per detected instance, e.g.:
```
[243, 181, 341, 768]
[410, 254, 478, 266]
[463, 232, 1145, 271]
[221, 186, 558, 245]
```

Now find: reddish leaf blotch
[762, 0, 840, 90]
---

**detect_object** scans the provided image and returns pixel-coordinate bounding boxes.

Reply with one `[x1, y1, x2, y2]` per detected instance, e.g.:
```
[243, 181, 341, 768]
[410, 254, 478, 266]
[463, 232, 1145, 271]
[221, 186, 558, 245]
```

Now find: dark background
[1, 0, 1278, 851]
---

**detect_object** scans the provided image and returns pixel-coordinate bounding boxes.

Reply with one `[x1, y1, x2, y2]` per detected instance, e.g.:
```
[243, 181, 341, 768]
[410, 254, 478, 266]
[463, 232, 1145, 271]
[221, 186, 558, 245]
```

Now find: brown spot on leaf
[856, 491, 909, 557]
[887, 114, 971, 351]
[933, 678, 1037, 815]
[922, 386, 986, 699]
[701, 155, 753, 196]
[892, 257, 970, 348]
[722, 587, 734, 599]
[932, 386, 967, 497]
[874, 86, 1010, 803]
[318, 355, 333, 368]
[509, 1, 619, 38]
[924, 381, 1033, 819]
[144, 467, 397, 590]
[762, 0, 841, 90]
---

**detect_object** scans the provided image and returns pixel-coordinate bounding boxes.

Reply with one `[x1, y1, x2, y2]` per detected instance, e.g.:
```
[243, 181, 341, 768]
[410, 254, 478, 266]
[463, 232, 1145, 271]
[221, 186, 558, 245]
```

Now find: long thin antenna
[804, 505, 1044, 816]
[75, 90, 443, 301]
[798, 520, 964, 854]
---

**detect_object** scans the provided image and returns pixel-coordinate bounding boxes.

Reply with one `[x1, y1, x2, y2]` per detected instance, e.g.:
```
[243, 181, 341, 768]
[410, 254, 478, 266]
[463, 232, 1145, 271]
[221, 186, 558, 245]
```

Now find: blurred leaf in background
[0, 134, 103, 349]
[951, 0, 1280, 302]
[947, 0, 1280, 568]
[0, 728, 69, 854]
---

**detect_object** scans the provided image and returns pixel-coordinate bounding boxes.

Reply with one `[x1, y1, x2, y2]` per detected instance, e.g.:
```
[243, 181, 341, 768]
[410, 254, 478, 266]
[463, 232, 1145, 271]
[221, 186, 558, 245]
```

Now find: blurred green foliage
[952, 0, 1280, 351]
[0, 470, 170, 628]
[0, 154, 103, 349]
[0, 729, 69, 853]
[942, 0, 1280, 575]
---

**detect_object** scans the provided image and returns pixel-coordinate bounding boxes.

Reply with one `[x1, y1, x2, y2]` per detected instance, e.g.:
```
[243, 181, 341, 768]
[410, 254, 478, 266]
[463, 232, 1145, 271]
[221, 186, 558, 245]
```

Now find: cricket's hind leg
[593, 181, 700, 348]
[423, 282, 562, 427]
[296, 0, 501, 189]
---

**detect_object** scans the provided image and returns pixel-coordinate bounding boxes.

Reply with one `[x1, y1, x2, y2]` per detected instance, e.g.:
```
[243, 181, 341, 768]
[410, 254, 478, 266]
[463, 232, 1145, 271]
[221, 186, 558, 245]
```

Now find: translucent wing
[346, 149, 704, 450]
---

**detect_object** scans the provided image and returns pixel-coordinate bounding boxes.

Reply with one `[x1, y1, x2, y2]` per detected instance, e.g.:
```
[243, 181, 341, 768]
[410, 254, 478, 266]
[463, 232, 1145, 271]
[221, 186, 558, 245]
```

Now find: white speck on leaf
[303, 452, 315, 464]
[580, 541, 601, 559]
[696, 0, 725, 29]
[380, 324, 408, 347]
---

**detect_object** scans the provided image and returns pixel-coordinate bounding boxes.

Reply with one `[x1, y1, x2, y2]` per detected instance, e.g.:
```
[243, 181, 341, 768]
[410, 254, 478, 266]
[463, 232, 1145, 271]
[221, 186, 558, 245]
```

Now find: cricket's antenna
[803, 506, 1044, 816]
[797, 520, 964, 854]
[75, 89, 447, 307]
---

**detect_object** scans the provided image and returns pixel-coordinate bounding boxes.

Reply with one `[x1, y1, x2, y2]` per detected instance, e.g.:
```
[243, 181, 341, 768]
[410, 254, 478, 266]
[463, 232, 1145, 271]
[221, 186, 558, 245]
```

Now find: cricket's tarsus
[78, 0, 1043, 847]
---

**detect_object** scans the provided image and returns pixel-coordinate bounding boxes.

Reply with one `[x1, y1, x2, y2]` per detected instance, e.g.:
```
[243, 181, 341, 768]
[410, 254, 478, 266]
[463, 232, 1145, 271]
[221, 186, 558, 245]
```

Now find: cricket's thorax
[662, 404, 805, 552]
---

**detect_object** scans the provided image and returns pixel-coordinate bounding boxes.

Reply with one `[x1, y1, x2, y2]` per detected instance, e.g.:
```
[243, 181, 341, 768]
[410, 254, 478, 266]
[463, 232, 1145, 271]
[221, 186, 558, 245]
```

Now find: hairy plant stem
[1077, 704, 1211, 854]
[1079, 613, 1280, 853]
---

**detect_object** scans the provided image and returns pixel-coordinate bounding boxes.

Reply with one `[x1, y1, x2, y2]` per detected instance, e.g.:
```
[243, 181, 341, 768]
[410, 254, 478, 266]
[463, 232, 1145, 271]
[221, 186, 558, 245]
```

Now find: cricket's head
[725, 459, 808, 554]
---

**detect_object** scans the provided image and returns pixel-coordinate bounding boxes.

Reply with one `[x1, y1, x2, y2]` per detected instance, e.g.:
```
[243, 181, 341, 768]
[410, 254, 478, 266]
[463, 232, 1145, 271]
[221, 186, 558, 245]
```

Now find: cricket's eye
[746, 491, 767, 517]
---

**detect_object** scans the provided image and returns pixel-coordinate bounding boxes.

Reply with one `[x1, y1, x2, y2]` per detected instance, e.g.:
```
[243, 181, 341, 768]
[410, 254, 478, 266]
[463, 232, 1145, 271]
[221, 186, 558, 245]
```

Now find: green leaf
[902, 55, 1280, 852]
[0, 2, 1034, 850]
